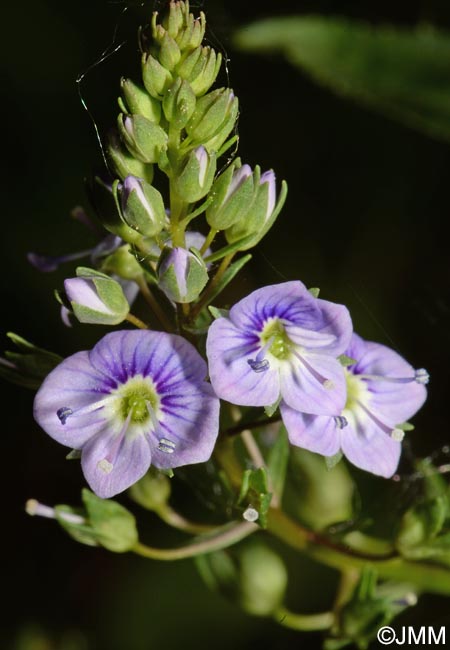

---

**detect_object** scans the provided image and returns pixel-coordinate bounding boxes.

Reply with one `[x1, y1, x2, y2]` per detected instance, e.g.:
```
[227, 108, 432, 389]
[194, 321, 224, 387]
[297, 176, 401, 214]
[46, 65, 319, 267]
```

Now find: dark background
[2, 1, 450, 648]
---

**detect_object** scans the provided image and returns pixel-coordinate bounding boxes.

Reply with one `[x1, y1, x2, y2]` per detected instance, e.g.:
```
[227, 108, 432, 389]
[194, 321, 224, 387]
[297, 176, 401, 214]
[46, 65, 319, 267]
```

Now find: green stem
[136, 277, 174, 332]
[240, 429, 279, 508]
[200, 227, 218, 255]
[274, 607, 334, 632]
[190, 252, 235, 319]
[132, 521, 258, 561]
[125, 313, 149, 329]
[156, 505, 215, 535]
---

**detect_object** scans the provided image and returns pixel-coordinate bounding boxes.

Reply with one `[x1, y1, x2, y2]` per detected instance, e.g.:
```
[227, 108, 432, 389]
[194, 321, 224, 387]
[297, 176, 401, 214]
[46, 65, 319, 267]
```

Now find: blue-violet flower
[281, 333, 429, 477]
[206, 281, 352, 415]
[34, 330, 220, 498]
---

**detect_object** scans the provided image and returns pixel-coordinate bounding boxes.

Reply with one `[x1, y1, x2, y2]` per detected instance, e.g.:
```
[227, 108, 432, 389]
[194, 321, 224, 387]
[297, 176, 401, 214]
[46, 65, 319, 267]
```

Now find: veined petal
[206, 317, 280, 406]
[349, 334, 427, 423]
[280, 404, 340, 456]
[340, 415, 401, 478]
[152, 382, 220, 469]
[81, 430, 151, 499]
[280, 353, 347, 415]
[33, 351, 115, 448]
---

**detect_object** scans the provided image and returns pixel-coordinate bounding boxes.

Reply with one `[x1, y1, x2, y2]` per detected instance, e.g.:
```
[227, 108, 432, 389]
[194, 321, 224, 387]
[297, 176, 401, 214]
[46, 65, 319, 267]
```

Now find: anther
[243, 506, 259, 522]
[158, 438, 176, 453]
[247, 358, 270, 373]
[334, 416, 348, 429]
[57, 407, 73, 424]
[414, 368, 429, 385]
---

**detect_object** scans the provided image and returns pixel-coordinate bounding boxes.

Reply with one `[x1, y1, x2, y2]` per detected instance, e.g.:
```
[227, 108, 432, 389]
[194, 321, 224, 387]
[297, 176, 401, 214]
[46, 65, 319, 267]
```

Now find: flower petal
[349, 334, 427, 423]
[151, 382, 220, 470]
[280, 353, 347, 415]
[33, 351, 115, 449]
[285, 297, 352, 355]
[206, 317, 280, 406]
[280, 404, 340, 456]
[340, 415, 401, 478]
[81, 430, 151, 498]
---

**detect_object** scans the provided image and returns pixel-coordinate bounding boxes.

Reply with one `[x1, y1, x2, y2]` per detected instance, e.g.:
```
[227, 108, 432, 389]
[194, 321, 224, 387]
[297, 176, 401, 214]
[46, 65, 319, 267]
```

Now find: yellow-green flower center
[111, 376, 160, 424]
[344, 370, 369, 411]
[260, 319, 292, 360]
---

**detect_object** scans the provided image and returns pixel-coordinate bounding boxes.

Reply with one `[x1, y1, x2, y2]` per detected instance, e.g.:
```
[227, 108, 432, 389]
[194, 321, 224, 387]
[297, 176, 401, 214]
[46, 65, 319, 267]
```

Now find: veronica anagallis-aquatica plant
[3, 2, 449, 647]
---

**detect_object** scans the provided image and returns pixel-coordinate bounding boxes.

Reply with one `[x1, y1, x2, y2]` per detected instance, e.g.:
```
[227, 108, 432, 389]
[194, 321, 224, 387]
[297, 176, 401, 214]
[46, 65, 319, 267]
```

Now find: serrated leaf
[235, 16, 450, 143]
[267, 426, 289, 501]
[82, 489, 138, 553]
[325, 451, 343, 470]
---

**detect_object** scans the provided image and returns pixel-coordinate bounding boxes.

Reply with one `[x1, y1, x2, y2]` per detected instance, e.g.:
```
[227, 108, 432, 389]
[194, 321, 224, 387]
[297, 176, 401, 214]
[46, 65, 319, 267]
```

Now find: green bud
[225, 171, 288, 251]
[128, 468, 172, 511]
[118, 113, 168, 164]
[82, 489, 138, 553]
[106, 131, 154, 184]
[118, 176, 166, 237]
[159, 32, 181, 70]
[162, 78, 196, 129]
[157, 2, 206, 51]
[157, 246, 209, 303]
[206, 160, 254, 229]
[176, 46, 222, 96]
[142, 52, 173, 98]
[173, 146, 216, 203]
[64, 267, 130, 325]
[160, 3, 183, 39]
[196, 542, 288, 618]
[120, 78, 161, 122]
[101, 244, 144, 281]
[88, 176, 143, 245]
[396, 496, 448, 557]
[185, 88, 238, 145]
[177, 11, 205, 51]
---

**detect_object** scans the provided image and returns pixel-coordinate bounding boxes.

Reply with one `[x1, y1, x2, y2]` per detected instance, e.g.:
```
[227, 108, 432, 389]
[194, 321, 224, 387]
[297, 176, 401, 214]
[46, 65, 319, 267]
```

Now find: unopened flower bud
[206, 160, 254, 229]
[176, 46, 222, 96]
[64, 267, 130, 325]
[118, 114, 168, 164]
[128, 468, 172, 511]
[157, 2, 206, 52]
[173, 146, 216, 203]
[118, 176, 166, 237]
[101, 245, 144, 281]
[142, 53, 173, 99]
[106, 131, 154, 184]
[186, 88, 238, 146]
[157, 246, 208, 303]
[162, 78, 196, 129]
[159, 32, 181, 70]
[120, 78, 161, 123]
[225, 169, 288, 250]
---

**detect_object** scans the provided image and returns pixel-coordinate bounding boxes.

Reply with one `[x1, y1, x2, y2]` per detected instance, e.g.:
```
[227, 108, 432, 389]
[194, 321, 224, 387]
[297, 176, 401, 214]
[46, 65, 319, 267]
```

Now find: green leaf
[0, 333, 62, 389]
[82, 489, 138, 553]
[308, 287, 320, 298]
[208, 306, 230, 320]
[235, 16, 450, 142]
[396, 421, 415, 432]
[267, 426, 289, 501]
[204, 238, 254, 264]
[202, 254, 252, 306]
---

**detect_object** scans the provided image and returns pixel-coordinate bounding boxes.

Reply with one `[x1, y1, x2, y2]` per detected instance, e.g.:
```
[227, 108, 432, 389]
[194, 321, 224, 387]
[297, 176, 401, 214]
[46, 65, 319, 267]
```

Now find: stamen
[25, 499, 85, 524]
[247, 336, 275, 374]
[358, 403, 405, 442]
[27, 249, 94, 273]
[56, 396, 118, 424]
[247, 358, 270, 373]
[357, 367, 430, 386]
[157, 438, 176, 454]
[293, 351, 334, 389]
[334, 416, 348, 429]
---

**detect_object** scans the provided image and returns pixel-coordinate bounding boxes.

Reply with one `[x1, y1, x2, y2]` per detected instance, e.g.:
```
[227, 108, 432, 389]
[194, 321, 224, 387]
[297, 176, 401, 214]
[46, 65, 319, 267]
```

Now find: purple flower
[34, 330, 220, 498]
[206, 281, 352, 415]
[281, 333, 429, 478]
